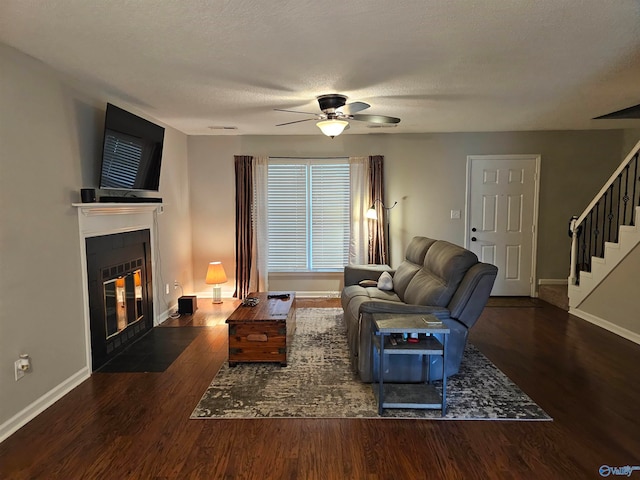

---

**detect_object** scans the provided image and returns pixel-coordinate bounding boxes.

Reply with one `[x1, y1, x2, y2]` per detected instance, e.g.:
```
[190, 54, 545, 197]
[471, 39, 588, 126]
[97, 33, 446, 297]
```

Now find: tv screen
[99, 103, 165, 191]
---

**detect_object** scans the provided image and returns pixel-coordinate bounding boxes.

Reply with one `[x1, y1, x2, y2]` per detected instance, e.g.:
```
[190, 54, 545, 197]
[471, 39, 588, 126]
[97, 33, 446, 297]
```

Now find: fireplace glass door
[104, 269, 144, 338]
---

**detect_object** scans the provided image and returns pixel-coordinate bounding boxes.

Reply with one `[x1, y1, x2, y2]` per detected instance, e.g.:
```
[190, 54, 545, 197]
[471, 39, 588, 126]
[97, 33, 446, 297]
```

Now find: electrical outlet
[174, 280, 179, 289]
[15, 360, 25, 381]
[450, 209, 461, 219]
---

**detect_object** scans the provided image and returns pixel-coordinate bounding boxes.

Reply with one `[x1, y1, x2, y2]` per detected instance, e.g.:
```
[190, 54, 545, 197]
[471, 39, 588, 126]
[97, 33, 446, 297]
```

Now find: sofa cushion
[405, 236, 436, 264]
[366, 287, 401, 302]
[403, 241, 478, 306]
[392, 237, 437, 300]
[341, 285, 402, 313]
[392, 262, 421, 301]
[342, 284, 370, 300]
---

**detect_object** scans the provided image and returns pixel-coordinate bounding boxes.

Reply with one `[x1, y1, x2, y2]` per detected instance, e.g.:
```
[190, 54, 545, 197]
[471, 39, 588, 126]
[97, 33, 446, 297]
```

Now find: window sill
[269, 271, 343, 277]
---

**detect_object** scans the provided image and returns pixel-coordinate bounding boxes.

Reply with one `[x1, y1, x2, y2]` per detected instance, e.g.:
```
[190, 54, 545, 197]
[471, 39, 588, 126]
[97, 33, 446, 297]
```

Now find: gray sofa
[341, 236, 498, 382]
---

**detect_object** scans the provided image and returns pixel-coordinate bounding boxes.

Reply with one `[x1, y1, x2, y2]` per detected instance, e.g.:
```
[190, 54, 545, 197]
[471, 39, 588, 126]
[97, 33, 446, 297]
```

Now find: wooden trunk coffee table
[226, 292, 296, 367]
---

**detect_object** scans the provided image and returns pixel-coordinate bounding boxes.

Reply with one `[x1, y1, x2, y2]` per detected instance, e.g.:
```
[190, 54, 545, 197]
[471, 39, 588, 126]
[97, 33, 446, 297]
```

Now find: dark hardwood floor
[1, 297, 639, 479]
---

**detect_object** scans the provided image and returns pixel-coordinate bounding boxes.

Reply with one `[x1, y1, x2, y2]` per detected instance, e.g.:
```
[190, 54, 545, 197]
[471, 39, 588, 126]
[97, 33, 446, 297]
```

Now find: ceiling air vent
[208, 126, 238, 130]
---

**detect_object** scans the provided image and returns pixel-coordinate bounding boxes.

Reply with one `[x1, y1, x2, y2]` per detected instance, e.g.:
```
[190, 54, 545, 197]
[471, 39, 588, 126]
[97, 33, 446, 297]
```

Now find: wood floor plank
[1, 298, 639, 479]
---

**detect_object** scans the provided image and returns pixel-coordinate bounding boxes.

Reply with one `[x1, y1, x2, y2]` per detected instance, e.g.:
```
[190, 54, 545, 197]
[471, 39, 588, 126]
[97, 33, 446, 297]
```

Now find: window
[267, 159, 350, 272]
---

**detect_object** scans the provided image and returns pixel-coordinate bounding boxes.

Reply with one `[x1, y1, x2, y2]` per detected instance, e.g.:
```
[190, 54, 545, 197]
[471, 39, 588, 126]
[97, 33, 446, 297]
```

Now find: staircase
[568, 140, 640, 344]
[568, 206, 640, 307]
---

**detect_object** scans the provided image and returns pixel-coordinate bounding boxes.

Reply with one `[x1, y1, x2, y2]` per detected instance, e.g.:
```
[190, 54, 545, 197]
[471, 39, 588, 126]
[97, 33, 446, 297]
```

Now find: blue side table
[372, 313, 450, 416]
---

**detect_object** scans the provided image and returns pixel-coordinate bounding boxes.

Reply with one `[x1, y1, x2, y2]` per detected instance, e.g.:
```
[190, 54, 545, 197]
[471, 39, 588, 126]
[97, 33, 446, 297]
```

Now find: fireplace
[86, 230, 153, 369]
[73, 202, 163, 372]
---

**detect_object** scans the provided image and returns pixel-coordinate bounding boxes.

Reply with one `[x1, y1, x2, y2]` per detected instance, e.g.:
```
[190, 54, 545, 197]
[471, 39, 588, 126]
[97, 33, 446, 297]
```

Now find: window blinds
[267, 159, 350, 271]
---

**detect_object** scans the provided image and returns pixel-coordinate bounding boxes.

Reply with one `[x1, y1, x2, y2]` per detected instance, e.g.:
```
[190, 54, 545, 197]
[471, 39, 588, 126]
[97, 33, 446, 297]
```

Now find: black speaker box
[81, 188, 96, 203]
[178, 295, 197, 315]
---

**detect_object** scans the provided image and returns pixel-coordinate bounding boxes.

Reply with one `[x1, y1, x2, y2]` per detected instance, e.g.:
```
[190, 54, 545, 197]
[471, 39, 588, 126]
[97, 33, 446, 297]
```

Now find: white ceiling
[1, 0, 639, 136]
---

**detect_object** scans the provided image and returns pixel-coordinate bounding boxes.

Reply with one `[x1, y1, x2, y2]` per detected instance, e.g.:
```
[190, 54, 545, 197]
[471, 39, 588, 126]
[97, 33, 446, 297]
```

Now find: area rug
[191, 308, 551, 420]
[98, 326, 205, 373]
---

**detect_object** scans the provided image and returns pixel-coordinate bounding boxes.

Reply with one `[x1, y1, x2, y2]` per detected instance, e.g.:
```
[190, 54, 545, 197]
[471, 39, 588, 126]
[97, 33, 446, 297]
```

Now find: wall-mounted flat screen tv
[99, 103, 165, 191]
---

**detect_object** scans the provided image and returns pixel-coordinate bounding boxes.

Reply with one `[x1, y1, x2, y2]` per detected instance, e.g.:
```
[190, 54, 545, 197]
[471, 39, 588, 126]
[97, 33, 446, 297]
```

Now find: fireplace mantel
[72, 203, 164, 216]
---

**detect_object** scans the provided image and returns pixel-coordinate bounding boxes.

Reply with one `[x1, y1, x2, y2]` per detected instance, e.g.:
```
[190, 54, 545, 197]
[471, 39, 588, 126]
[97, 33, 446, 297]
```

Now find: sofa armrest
[344, 264, 394, 286]
[359, 301, 450, 320]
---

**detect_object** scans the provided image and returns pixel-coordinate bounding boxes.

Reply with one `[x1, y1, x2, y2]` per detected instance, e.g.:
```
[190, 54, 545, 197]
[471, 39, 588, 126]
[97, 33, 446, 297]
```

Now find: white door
[466, 155, 540, 296]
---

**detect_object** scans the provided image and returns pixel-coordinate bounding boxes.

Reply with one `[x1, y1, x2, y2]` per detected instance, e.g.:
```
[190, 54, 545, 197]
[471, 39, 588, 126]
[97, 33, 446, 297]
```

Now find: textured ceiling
[1, 0, 639, 135]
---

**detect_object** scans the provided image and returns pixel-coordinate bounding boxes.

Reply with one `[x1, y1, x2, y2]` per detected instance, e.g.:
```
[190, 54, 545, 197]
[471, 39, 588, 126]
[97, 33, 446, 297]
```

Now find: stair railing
[569, 140, 640, 285]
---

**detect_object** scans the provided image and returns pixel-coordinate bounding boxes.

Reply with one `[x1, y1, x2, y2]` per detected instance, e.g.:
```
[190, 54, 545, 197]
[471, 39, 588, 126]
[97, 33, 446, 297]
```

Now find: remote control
[268, 293, 290, 299]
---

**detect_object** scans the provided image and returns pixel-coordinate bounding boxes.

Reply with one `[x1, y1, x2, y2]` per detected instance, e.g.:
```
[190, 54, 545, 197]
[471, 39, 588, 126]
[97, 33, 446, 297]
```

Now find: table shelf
[372, 335, 444, 355]
[374, 383, 443, 410]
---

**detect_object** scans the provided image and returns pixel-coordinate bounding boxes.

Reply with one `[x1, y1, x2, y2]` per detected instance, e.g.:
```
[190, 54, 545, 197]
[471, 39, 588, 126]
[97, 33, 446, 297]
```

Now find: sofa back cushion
[393, 237, 437, 301]
[403, 241, 478, 307]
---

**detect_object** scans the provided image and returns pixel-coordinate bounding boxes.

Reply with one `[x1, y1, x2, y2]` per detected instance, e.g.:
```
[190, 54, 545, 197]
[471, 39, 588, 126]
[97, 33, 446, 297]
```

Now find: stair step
[539, 284, 568, 311]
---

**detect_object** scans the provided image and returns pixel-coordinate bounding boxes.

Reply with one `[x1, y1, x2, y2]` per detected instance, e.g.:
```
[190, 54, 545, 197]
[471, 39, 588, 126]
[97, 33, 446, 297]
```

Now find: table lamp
[205, 261, 227, 304]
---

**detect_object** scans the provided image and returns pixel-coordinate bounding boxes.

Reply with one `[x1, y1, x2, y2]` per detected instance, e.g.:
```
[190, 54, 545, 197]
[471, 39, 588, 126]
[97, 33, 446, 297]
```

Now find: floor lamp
[205, 261, 227, 304]
[366, 200, 397, 263]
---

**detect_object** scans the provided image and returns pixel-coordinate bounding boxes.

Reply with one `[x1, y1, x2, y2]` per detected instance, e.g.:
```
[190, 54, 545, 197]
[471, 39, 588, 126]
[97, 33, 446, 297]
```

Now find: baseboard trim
[195, 291, 341, 300]
[295, 291, 341, 298]
[157, 303, 178, 325]
[570, 308, 640, 346]
[538, 279, 569, 285]
[0, 367, 90, 444]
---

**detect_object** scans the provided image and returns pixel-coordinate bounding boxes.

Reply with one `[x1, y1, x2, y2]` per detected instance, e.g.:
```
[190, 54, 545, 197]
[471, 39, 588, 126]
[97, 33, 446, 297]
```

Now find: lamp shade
[316, 119, 348, 137]
[366, 206, 378, 220]
[205, 262, 227, 285]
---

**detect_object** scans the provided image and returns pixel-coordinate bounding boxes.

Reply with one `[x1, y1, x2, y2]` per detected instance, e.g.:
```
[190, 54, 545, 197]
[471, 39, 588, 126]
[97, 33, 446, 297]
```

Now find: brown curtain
[234, 155, 254, 299]
[368, 155, 388, 264]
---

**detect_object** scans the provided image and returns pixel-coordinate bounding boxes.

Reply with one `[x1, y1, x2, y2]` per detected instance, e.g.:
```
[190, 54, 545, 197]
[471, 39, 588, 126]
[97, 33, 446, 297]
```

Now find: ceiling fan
[275, 94, 401, 138]
[593, 103, 640, 120]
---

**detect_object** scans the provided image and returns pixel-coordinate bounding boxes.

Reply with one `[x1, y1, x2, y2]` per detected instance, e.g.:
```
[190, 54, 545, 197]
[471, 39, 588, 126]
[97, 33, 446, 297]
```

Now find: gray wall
[0, 45, 193, 430]
[622, 128, 640, 157]
[187, 130, 630, 294]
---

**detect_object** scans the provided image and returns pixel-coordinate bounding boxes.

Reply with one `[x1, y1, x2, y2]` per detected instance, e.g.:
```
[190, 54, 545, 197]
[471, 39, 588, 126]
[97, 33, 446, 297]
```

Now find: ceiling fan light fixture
[316, 119, 349, 138]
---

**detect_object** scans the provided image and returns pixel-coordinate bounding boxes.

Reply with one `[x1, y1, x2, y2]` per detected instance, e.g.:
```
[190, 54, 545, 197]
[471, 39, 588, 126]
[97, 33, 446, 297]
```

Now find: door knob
[471, 227, 477, 232]
[471, 237, 477, 242]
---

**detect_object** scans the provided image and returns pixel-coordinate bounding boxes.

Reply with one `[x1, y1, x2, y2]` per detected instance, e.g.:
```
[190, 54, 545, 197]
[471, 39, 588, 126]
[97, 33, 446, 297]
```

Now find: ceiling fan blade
[593, 103, 640, 119]
[339, 101, 370, 115]
[275, 118, 316, 127]
[352, 114, 401, 124]
[274, 108, 318, 115]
